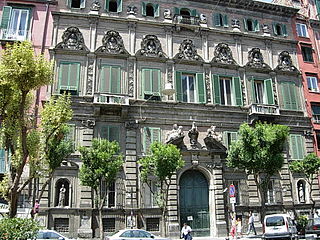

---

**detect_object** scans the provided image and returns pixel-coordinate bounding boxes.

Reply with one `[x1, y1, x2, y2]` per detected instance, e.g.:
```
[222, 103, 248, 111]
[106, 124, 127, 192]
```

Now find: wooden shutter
[274, 179, 282, 204]
[69, 63, 80, 91]
[191, 9, 197, 17]
[110, 66, 121, 94]
[152, 69, 160, 95]
[254, 19, 260, 32]
[59, 63, 70, 90]
[142, 2, 146, 16]
[223, 15, 228, 27]
[100, 66, 110, 93]
[66, 124, 76, 151]
[232, 77, 243, 106]
[154, 4, 159, 17]
[251, 78, 256, 104]
[316, 0, 320, 20]
[290, 135, 305, 160]
[213, 13, 221, 26]
[0, 6, 12, 30]
[289, 83, 299, 110]
[243, 18, 248, 31]
[143, 127, 161, 153]
[100, 125, 120, 142]
[212, 75, 221, 104]
[174, 7, 180, 15]
[272, 23, 278, 36]
[80, 0, 85, 9]
[142, 68, 151, 94]
[281, 82, 298, 110]
[282, 24, 287, 36]
[240, 179, 249, 205]
[264, 79, 274, 105]
[117, 0, 122, 12]
[175, 71, 183, 101]
[196, 73, 206, 103]
[230, 132, 238, 146]
[105, 0, 110, 11]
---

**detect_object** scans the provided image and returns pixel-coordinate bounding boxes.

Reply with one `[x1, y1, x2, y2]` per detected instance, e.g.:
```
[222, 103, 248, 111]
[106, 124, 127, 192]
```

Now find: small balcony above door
[249, 103, 280, 116]
[173, 14, 200, 25]
[93, 93, 129, 105]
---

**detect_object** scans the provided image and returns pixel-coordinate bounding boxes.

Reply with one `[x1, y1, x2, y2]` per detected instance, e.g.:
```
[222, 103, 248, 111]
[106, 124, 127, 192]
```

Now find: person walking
[246, 211, 257, 235]
[230, 215, 237, 240]
[236, 217, 242, 238]
[181, 223, 192, 240]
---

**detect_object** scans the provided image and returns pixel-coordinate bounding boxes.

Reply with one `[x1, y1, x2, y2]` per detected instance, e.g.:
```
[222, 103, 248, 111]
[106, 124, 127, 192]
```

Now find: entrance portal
[179, 170, 210, 237]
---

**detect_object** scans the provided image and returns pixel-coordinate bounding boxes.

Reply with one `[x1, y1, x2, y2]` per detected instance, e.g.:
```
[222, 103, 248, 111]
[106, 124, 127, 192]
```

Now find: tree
[289, 153, 320, 214]
[0, 41, 52, 217]
[79, 139, 123, 240]
[0, 217, 40, 240]
[227, 122, 289, 220]
[138, 142, 184, 236]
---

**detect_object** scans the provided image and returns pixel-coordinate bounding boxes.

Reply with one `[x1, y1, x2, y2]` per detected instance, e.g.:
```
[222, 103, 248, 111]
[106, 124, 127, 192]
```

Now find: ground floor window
[146, 218, 160, 231]
[103, 218, 116, 232]
[54, 218, 69, 233]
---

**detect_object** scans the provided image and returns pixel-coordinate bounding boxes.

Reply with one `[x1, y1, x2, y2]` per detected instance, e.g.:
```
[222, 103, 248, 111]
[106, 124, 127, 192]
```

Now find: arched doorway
[179, 170, 209, 237]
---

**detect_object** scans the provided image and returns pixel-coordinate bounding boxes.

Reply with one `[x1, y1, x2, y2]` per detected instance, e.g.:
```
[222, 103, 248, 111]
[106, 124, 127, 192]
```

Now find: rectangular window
[142, 2, 159, 17]
[176, 72, 206, 103]
[58, 62, 81, 95]
[99, 125, 120, 143]
[251, 78, 274, 105]
[142, 68, 161, 100]
[273, 23, 287, 37]
[213, 13, 228, 27]
[289, 134, 305, 160]
[307, 76, 319, 92]
[143, 181, 158, 207]
[296, 23, 308, 38]
[280, 82, 300, 110]
[103, 218, 116, 232]
[212, 75, 242, 106]
[101, 181, 116, 208]
[146, 218, 160, 231]
[105, 0, 122, 13]
[266, 180, 275, 204]
[54, 218, 69, 233]
[244, 18, 259, 32]
[223, 131, 238, 149]
[143, 127, 161, 154]
[99, 65, 121, 94]
[0, 6, 31, 41]
[67, 0, 85, 9]
[312, 104, 320, 123]
[301, 46, 314, 62]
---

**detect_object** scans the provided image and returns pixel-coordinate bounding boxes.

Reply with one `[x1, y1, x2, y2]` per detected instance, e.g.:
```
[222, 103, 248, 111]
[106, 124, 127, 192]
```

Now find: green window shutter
[142, 2, 146, 16]
[232, 77, 243, 106]
[264, 79, 274, 105]
[281, 82, 298, 110]
[142, 68, 160, 95]
[230, 132, 238, 145]
[66, 124, 76, 151]
[251, 78, 256, 104]
[243, 18, 248, 31]
[152, 69, 160, 94]
[80, 0, 85, 8]
[154, 4, 159, 17]
[68, 63, 80, 91]
[191, 9, 197, 17]
[282, 24, 287, 36]
[254, 19, 260, 32]
[143, 127, 160, 153]
[175, 71, 183, 101]
[0, 149, 5, 174]
[174, 7, 180, 15]
[100, 65, 110, 92]
[196, 73, 206, 103]
[59, 63, 71, 90]
[111, 66, 121, 94]
[117, 0, 122, 12]
[290, 135, 304, 160]
[66, 0, 71, 8]
[142, 68, 151, 94]
[289, 82, 299, 110]
[316, 0, 320, 20]
[281, 82, 291, 109]
[223, 132, 228, 147]
[0, 6, 12, 30]
[212, 75, 221, 104]
[151, 128, 161, 143]
[108, 126, 120, 142]
[272, 23, 278, 36]
[100, 125, 109, 139]
[296, 135, 305, 160]
[214, 13, 221, 26]
[223, 15, 228, 27]
[105, 0, 110, 11]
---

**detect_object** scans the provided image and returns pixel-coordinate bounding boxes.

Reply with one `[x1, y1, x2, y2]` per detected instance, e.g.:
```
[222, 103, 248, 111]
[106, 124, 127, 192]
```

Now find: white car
[34, 230, 76, 240]
[262, 214, 298, 240]
[105, 229, 171, 240]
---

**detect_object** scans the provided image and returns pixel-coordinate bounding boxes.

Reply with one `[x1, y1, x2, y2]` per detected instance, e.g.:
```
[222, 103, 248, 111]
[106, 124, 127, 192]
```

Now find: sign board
[229, 184, 235, 197]
[230, 197, 236, 204]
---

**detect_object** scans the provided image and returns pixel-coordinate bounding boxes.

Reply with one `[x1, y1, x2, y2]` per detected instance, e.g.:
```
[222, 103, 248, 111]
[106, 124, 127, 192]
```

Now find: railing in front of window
[0, 28, 29, 41]
[93, 93, 129, 105]
[313, 114, 320, 123]
[173, 14, 200, 25]
[249, 103, 280, 115]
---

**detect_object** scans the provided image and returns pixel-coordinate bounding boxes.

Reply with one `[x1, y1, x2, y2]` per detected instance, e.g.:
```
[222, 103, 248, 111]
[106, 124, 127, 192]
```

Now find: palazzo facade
[32, 0, 320, 238]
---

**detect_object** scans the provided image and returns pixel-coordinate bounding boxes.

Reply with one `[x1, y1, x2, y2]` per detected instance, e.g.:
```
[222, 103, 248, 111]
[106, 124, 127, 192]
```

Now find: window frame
[306, 75, 319, 92]
[142, 2, 159, 18]
[105, 0, 122, 13]
[142, 127, 161, 154]
[251, 78, 274, 105]
[266, 180, 276, 205]
[213, 13, 228, 27]
[280, 81, 300, 110]
[223, 131, 238, 149]
[57, 61, 81, 95]
[296, 23, 309, 38]
[212, 75, 242, 106]
[141, 68, 161, 99]
[244, 18, 259, 32]
[289, 134, 305, 160]
[301, 45, 314, 62]
[311, 104, 320, 124]
[101, 181, 116, 208]
[99, 64, 122, 94]
[273, 22, 287, 37]
[98, 124, 121, 143]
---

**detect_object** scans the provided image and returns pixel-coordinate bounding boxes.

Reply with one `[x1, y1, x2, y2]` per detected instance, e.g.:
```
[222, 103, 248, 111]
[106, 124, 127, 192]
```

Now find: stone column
[265, 40, 273, 69]
[234, 35, 242, 66]
[88, 16, 99, 52]
[165, 26, 173, 58]
[127, 56, 136, 97]
[201, 30, 209, 62]
[52, 15, 60, 47]
[128, 22, 137, 55]
[86, 53, 96, 96]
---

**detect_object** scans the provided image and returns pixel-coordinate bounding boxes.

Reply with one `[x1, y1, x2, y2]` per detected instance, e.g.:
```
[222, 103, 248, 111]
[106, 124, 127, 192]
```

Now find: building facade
[6, 0, 319, 238]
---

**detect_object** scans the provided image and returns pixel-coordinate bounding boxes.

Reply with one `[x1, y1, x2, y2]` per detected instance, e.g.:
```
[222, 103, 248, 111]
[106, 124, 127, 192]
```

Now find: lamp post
[223, 187, 230, 240]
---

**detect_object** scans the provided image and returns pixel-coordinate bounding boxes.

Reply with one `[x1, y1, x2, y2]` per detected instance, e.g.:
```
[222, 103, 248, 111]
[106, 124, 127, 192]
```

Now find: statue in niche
[212, 43, 237, 65]
[276, 51, 298, 72]
[174, 39, 203, 61]
[58, 184, 66, 207]
[206, 125, 222, 142]
[246, 48, 271, 69]
[188, 122, 199, 148]
[56, 27, 87, 51]
[96, 30, 128, 55]
[136, 35, 166, 58]
[298, 182, 305, 203]
[164, 9, 172, 19]
[165, 124, 185, 149]
[199, 14, 207, 24]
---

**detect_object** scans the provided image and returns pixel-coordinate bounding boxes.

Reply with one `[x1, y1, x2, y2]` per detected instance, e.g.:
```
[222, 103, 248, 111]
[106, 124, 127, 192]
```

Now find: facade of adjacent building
[2, 0, 320, 238]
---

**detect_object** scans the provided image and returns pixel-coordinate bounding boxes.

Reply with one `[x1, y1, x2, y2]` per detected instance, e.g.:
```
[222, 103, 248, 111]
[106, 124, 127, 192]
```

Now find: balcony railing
[249, 103, 280, 115]
[313, 114, 320, 123]
[93, 93, 129, 105]
[173, 15, 200, 25]
[0, 28, 29, 41]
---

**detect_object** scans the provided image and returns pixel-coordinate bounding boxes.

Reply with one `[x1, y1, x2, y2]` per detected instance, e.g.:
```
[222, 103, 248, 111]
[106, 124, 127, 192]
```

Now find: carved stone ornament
[246, 48, 271, 69]
[163, 9, 172, 19]
[276, 51, 298, 72]
[232, 19, 240, 29]
[199, 14, 207, 24]
[165, 124, 186, 149]
[212, 43, 237, 65]
[95, 30, 128, 55]
[174, 39, 204, 62]
[127, 5, 137, 15]
[136, 35, 166, 58]
[188, 122, 201, 149]
[55, 27, 88, 51]
[90, 0, 101, 11]
[81, 119, 95, 129]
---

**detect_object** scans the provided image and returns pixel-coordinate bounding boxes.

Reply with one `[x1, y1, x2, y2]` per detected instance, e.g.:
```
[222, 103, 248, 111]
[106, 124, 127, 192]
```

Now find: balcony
[249, 103, 280, 116]
[173, 15, 200, 25]
[0, 28, 29, 41]
[313, 115, 320, 124]
[93, 93, 129, 105]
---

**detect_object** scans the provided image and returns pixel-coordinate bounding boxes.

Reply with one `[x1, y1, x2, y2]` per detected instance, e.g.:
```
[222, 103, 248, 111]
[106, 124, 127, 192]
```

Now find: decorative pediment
[136, 35, 167, 58]
[276, 51, 298, 72]
[174, 39, 204, 62]
[55, 27, 88, 51]
[246, 48, 271, 69]
[212, 43, 237, 65]
[95, 30, 129, 55]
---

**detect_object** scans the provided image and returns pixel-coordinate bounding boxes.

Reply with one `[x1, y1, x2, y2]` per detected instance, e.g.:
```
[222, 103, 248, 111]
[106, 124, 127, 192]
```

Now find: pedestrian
[236, 217, 242, 238]
[230, 215, 237, 240]
[181, 223, 192, 240]
[246, 211, 257, 235]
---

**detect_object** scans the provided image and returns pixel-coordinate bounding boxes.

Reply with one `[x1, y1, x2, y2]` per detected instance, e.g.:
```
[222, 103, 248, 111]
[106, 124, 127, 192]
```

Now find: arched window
[180, 8, 190, 16]
[275, 24, 282, 36]
[247, 19, 254, 32]
[108, 0, 118, 12]
[146, 4, 154, 17]
[297, 180, 306, 203]
[71, 0, 81, 8]
[55, 179, 70, 207]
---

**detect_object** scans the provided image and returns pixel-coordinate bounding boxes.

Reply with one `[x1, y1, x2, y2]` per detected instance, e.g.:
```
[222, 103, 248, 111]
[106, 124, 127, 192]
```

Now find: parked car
[305, 218, 320, 239]
[262, 214, 298, 240]
[33, 230, 76, 240]
[105, 229, 171, 240]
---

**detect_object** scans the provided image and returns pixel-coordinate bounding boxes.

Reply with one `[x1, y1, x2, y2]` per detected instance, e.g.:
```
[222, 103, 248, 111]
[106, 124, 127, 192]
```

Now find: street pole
[131, 187, 133, 229]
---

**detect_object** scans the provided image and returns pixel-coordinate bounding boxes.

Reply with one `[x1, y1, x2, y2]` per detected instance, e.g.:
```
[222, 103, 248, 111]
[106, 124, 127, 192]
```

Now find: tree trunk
[307, 179, 315, 216]
[254, 174, 267, 223]
[9, 190, 19, 218]
[99, 207, 104, 240]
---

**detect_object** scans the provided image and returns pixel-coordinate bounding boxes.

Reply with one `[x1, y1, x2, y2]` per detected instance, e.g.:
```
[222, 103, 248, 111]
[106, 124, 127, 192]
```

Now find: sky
[257, 0, 273, 2]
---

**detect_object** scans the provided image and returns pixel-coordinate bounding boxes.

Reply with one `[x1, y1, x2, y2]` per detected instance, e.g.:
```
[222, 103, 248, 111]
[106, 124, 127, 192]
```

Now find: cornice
[6, 0, 57, 5]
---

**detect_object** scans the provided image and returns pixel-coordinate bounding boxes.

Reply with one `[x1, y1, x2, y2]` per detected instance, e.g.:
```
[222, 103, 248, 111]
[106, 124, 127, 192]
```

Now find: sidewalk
[177, 235, 262, 240]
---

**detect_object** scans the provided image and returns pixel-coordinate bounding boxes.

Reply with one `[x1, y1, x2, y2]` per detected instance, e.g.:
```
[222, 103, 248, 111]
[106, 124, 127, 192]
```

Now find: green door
[179, 170, 210, 237]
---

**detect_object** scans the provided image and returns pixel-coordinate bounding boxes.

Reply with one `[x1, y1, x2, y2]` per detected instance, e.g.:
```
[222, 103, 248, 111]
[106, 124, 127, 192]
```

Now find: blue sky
[257, 0, 273, 2]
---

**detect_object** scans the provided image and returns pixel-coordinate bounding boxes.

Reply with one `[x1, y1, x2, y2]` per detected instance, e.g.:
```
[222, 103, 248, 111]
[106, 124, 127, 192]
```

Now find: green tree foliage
[138, 142, 184, 236]
[0, 217, 40, 240]
[79, 139, 123, 240]
[289, 153, 320, 213]
[227, 122, 289, 219]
